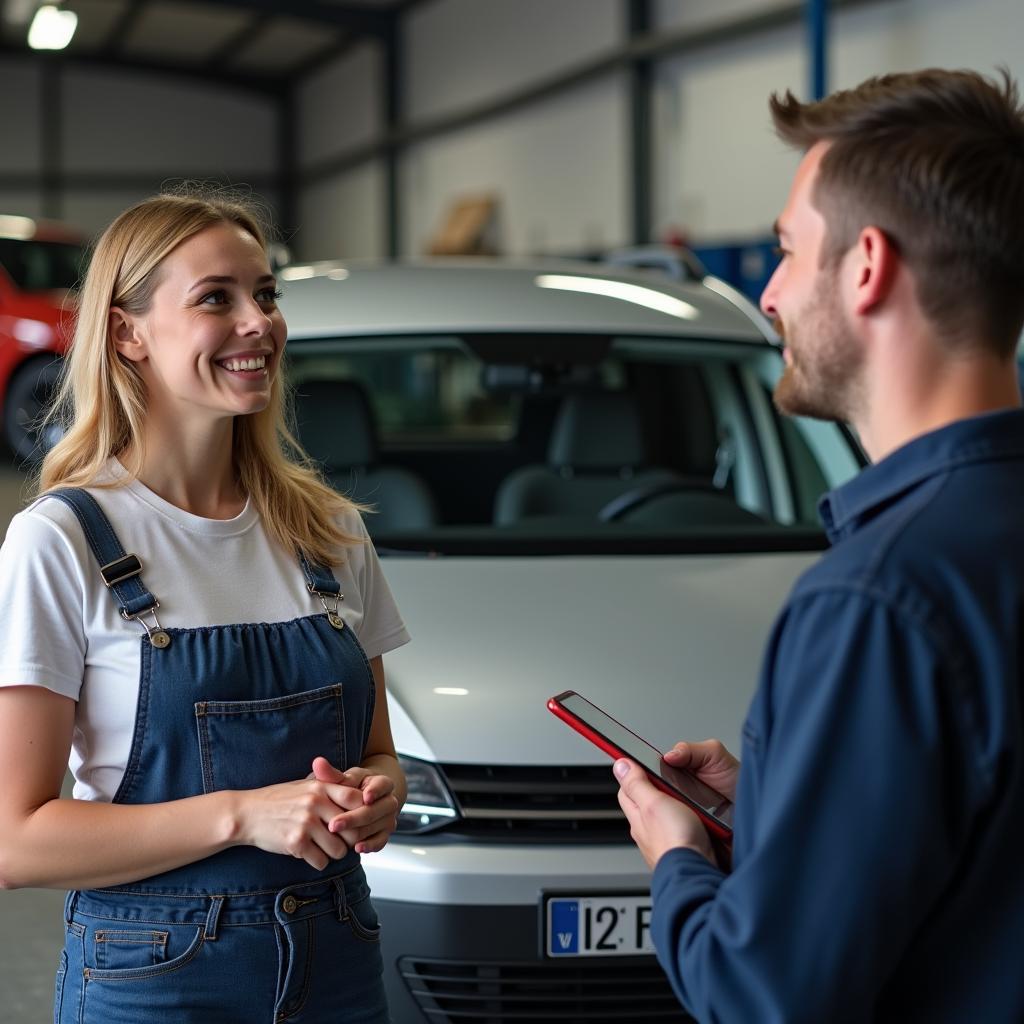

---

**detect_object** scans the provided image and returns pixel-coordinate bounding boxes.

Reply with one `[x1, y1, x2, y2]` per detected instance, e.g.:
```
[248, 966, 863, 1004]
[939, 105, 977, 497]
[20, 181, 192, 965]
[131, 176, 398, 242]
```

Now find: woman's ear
[110, 308, 145, 363]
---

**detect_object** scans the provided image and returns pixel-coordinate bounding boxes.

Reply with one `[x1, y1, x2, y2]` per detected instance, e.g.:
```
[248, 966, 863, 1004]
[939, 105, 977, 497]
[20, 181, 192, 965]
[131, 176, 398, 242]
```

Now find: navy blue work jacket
[651, 408, 1024, 1024]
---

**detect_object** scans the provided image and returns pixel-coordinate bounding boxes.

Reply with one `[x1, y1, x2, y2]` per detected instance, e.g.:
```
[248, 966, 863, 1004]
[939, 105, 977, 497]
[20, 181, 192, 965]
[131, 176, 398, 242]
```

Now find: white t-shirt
[0, 466, 410, 803]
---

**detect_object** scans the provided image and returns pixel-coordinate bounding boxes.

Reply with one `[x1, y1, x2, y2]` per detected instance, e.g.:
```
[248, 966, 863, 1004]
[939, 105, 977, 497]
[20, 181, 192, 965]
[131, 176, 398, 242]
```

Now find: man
[615, 68, 1024, 1022]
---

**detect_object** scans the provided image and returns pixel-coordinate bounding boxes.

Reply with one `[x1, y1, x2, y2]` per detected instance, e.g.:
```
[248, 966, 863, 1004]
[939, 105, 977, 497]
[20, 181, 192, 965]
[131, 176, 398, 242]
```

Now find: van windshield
[287, 333, 863, 556]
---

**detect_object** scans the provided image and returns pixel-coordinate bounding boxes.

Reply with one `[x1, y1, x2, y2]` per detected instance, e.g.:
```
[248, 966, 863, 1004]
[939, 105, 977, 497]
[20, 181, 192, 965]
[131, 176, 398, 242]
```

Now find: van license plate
[545, 896, 654, 957]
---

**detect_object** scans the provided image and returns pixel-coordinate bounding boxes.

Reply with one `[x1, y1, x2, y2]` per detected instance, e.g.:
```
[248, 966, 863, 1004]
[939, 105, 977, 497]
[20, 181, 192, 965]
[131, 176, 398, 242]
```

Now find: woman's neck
[122, 415, 246, 520]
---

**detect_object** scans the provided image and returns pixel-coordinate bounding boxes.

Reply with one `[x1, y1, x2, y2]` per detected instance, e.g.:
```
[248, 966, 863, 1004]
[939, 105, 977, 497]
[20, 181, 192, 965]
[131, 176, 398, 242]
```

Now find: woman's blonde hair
[38, 189, 362, 566]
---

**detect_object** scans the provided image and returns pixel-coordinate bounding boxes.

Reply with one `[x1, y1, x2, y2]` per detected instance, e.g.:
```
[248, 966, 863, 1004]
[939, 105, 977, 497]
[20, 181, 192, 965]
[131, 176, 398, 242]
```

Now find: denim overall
[48, 489, 390, 1024]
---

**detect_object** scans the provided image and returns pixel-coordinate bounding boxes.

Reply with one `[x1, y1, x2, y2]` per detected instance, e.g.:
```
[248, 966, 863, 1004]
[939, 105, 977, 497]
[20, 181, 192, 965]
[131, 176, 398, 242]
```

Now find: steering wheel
[598, 479, 722, 522]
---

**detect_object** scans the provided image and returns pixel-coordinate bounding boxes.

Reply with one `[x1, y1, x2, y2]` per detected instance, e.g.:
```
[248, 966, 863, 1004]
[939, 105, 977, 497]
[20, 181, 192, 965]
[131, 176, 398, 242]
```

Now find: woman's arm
[313, 655, 406, 853]
[362, 655, 407, 803]
[0, 686, 355, 890]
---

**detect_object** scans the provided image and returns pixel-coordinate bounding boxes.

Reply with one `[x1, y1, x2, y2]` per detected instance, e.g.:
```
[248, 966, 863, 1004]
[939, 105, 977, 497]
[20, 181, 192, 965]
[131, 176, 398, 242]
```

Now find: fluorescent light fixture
[279, 263, 349, 282]
[0, 214, 36, 240]
[279, 266, 316, 281]
[432, 687, 469, 697]
[535, 274, 700, 321]
[28, 4, 77, 50]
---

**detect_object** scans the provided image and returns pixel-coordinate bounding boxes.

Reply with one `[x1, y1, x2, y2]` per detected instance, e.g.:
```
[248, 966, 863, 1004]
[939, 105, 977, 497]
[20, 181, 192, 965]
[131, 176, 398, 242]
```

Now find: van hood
[378, 551, 818, 765]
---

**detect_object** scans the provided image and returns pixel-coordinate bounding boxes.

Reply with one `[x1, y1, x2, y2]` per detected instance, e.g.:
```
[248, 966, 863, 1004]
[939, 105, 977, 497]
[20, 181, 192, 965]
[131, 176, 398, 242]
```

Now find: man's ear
[110, 308, 146, 363]
[850, 226, 898, 316]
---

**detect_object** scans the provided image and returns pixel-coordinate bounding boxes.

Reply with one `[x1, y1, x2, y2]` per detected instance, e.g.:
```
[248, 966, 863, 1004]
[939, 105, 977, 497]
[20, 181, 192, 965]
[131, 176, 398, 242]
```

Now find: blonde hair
[38, 190, 362, 566]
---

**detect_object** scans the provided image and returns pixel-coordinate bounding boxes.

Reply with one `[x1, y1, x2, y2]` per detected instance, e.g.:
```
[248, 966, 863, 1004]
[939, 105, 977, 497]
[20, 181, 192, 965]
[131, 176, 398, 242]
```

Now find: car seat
[493, 391, 678, 524]
[294, 379, 439, 532]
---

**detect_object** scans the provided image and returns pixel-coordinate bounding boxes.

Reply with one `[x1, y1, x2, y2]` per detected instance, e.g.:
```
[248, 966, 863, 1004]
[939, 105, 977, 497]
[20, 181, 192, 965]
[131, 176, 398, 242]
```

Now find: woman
[0, 191, 408, 1022]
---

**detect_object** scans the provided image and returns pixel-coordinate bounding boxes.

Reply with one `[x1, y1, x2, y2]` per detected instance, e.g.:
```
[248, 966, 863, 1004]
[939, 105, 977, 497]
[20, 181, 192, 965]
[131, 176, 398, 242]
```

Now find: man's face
[760, 143, 865, 423]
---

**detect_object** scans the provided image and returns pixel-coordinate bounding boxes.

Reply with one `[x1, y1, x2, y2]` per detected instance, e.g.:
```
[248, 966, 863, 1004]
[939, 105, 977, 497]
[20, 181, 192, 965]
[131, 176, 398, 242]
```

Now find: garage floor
[0, 461, 69, 1023]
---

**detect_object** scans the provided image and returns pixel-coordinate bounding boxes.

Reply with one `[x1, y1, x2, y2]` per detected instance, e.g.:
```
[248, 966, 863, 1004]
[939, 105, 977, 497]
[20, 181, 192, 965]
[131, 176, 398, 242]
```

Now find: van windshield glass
[287, 334, 862, 556]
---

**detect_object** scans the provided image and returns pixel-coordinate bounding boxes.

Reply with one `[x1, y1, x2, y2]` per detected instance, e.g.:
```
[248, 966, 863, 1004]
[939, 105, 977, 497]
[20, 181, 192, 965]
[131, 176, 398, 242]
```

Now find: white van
[280, 257, 863, 1023]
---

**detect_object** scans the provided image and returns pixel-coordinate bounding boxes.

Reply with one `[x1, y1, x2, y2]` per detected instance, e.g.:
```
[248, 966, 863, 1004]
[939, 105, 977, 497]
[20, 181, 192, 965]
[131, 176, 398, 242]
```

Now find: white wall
[651, 0, 1024, 244]
[652, 24, 800, 243]
[0, 62, 279, 236]
[401, 74, 629, 258]
[298, 41, 383, 172]
[0, 60, 42, 180]
[293, 0, 629, 261]
[0, 192, 44, 219]
[63, 69, 275, 180]
[298, 162, 385, 260]
[399, 0, 627, 258]
[404, 0, 620, 121]
[655, 0, 784, 34]
[8, 1, 1024, 257]
[294, 42, 385, 261]
[288, 0, 1024, 259]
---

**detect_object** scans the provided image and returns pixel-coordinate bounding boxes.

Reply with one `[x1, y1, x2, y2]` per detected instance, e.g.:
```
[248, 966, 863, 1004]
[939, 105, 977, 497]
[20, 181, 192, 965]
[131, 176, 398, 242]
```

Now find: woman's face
[114, 221, 287, 425]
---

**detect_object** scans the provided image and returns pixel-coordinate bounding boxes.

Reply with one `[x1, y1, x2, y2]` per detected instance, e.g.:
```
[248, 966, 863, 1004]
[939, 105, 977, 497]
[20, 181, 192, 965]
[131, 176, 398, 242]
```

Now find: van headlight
[396, 755, 460, 835]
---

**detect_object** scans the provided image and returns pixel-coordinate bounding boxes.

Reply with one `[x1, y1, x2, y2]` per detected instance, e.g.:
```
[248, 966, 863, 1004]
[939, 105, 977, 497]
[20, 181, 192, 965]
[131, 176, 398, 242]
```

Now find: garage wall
[295, 41, 386, 259]
[401, 0, 624, 258]
[0, 61, 280, 238]
[400, 74, 629, 258]
[6, 2, 1024, 259]
[292, 0, 628, 261]
[0, 59, 43, 177]
[651, 0, 1024, 244]
[298, 160, 386, 261]
[0, 59, 44, 219]
[289, 0, 1024, 261]
[404, 0, 620, 121]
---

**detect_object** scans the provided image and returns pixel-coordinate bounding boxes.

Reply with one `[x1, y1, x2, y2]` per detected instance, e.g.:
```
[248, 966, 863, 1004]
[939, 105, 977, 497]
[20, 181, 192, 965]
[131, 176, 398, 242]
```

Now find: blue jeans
[56, 866, 388, 1023]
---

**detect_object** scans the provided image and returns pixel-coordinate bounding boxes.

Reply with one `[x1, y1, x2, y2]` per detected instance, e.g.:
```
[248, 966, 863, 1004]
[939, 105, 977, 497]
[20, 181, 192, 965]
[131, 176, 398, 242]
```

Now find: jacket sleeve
[649, 587, 986, 1024]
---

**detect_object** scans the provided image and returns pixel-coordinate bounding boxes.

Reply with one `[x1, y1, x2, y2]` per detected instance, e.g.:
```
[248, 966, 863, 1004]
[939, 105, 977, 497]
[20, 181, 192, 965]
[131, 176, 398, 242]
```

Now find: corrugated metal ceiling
[0, 0, 418, 88]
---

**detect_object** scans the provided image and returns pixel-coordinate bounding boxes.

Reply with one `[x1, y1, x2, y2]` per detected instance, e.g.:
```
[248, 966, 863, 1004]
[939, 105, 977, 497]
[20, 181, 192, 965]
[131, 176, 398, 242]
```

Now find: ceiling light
[535, 274, 700, 320]
[0, 214, 36, 240]
[279, 263, 350, 282]
[28, 5, 77, 51]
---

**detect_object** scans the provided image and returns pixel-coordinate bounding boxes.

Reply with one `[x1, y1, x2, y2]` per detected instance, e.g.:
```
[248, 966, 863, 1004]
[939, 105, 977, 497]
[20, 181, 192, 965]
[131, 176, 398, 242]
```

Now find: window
[287, 333, 860, 554]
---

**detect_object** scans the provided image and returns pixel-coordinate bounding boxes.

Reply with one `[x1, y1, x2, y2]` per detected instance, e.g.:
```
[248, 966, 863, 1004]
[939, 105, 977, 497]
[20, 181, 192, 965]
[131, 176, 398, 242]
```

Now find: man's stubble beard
[773, 268, 865, 424]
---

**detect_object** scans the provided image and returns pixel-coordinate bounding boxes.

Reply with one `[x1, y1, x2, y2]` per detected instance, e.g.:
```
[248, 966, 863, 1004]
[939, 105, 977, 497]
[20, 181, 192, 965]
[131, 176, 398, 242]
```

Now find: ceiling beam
[100, 0, 151, 55]
[204, 11, 274, 70]
[190, 0, 393, 36]
[0, 42, 286, 97]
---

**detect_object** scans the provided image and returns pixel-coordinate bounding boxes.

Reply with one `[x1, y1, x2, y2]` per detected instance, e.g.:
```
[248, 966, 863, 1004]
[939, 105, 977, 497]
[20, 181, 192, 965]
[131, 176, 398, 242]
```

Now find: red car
[0, 214, 82, 460]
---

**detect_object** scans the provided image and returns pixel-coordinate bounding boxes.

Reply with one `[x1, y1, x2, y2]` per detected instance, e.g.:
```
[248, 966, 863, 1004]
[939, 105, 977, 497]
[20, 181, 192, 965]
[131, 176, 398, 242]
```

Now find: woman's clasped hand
[235, 757, 400, 870]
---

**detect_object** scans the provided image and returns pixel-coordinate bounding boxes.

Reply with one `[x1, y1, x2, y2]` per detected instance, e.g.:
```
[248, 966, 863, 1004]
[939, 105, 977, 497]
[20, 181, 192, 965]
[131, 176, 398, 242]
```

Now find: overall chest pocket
[195, 683, 346, 792]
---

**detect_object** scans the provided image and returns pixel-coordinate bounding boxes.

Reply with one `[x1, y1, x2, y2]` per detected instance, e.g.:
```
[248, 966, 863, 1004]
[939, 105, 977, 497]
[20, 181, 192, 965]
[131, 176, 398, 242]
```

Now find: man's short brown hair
[770, 68, 1024, 356]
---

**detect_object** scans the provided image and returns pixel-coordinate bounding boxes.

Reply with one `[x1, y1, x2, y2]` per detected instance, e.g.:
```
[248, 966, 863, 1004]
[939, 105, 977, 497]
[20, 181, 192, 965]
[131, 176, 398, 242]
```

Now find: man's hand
[614, 759, 716, 869]
[663, 739, 740, 803]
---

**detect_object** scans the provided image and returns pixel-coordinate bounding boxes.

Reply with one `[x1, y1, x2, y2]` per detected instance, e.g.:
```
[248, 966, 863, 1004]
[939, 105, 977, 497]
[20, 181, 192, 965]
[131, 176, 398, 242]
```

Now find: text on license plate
[545, 896, 654, 957]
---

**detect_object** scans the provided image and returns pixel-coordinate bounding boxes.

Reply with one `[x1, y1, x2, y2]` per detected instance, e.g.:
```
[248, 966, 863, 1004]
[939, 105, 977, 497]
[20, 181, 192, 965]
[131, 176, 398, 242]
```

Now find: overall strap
[298, 552, 341, 597]
[46, 488, 160, 620]
[298, 552, 346, 630]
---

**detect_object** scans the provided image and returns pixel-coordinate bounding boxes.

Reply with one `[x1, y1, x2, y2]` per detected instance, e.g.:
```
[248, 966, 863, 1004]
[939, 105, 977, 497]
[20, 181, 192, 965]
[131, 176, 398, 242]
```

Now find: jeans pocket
[344, 894, 382, 944]
[84, 925, 204, 982]
[94, 929, 168, 971]
[53, 950, 67, 1024]
[195, 682, 346, 791]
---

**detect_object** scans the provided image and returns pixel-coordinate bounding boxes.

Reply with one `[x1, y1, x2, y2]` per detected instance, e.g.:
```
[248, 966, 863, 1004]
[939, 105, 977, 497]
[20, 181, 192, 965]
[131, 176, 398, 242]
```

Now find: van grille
[399, 957, 692, 1022]
[439, 764, 628, 842]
